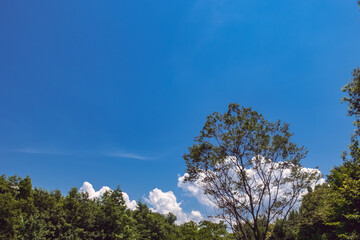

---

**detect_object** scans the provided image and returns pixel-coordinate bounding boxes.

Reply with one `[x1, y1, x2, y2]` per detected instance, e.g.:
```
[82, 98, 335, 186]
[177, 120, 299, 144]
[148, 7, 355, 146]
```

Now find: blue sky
[1, 1, 360, 217]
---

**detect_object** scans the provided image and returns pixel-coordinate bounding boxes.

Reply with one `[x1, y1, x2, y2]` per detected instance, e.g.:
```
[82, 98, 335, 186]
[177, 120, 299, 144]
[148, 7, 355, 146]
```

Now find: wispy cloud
[4, 147, 151, 160]
[104, 151, 149, 160]
[7, 148, 69, 155]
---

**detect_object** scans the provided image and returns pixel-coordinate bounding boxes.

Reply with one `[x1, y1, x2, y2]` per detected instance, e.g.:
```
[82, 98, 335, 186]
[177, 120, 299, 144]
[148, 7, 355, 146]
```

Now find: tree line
[0, 175, 233, 239]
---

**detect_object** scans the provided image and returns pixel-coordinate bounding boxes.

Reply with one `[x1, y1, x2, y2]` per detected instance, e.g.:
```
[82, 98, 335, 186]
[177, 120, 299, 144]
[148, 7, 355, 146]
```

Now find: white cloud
[105, 151, 149, 160]
[122, 191, 138, 210]
[79, 182, 137, 210]
[178, 156, 325, 214]
[80, 182, 111, 199]
[189, 210, 203, 223]
[178, 173, 216, 208]
[79, 182, 202, 223]
[145, 188, 202, 224]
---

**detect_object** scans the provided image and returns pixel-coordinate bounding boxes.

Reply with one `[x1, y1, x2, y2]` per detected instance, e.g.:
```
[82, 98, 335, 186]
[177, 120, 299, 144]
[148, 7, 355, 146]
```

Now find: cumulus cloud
[80, 182, 111, 199]
[189, 210, 203, 223]
[122, 191, 138, 210]
[178, 156, 325, 213]
[178, 173, 216, 208]
[145, 188, 202, 224]
[79, 182, 137, 210]
[78, 182, 202, 220]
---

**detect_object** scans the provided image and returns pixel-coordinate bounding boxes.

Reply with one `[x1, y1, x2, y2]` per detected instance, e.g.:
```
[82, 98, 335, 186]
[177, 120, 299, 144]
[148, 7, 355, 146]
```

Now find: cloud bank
[178, 156, 325, 212]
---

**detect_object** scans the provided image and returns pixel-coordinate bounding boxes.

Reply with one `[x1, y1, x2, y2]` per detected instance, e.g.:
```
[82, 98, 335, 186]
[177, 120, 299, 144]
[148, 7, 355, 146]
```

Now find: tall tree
[183, 103, 321, 240]
[320, 68, 360, 239]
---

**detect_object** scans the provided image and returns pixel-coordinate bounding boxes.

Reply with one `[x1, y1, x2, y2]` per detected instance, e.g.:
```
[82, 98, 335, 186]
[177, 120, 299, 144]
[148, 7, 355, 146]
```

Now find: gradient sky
[1, 1, 360, 216]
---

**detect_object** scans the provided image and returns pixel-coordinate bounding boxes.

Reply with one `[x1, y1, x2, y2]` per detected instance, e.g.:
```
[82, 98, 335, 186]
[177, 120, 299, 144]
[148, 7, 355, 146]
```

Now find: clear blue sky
[1, 1, 360, 215]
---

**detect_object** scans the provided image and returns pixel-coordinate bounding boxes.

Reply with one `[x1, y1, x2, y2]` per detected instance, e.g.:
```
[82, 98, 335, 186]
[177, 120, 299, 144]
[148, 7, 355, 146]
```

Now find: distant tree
[296, 185, 335, 240]
[32, 188, 67, 239]
[165, 212, 177, 225]
[133, 201, 180, 240]
[98, 186, 136, 239]
[198, 220, 233, 239]
[179, 221, 199, 240]
[183, 104, 322, 240]
[0, 175, 21, 239]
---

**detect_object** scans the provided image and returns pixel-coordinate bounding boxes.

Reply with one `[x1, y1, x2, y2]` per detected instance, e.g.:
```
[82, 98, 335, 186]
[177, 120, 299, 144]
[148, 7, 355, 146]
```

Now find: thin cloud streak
[7, 148, 69, 155]
[5, 148, 151, 160]
[105, 152, 149, 160]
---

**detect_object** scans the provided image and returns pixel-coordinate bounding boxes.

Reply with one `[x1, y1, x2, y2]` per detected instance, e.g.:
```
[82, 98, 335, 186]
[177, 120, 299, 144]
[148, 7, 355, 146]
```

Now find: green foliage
[342, 68, 360, 163]
[184, 104, 307, 176]
[288, 164, 360, 240]
[342, 68, 360, 123]
[178, 220, 234, 240]
[179, 221, 199, 240]
[326, 164, 360, 239]
[133, 201, 179, 239]
[296, 185, 335, 240]
[198, 220, 232, 239]
[0, 176, 20, 239]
